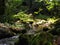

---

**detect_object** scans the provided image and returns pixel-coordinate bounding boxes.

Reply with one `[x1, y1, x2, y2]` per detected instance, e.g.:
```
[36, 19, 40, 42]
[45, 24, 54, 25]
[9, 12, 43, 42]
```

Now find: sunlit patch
[13, 12, 34, 23]
[47, 17, 58, 23]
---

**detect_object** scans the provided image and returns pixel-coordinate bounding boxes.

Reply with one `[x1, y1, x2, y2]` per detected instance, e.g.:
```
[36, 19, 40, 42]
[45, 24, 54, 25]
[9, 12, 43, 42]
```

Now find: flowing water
[0, 35, 19, 45]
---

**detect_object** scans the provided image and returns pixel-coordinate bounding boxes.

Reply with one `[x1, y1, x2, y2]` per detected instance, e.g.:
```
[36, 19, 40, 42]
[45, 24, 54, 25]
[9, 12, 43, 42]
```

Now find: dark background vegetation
[0, 0, 60, 45]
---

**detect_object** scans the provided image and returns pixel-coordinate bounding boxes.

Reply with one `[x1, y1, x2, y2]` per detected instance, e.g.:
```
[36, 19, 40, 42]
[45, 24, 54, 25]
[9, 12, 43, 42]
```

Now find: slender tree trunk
[0, 0, 5, 15]
[0, 0, 5, 22]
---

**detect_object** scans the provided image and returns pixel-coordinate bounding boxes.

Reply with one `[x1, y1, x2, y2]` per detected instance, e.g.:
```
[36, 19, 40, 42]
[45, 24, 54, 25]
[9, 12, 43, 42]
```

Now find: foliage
[13, 12, 34, 22]
[36, 14, 50, 19]
[11, 22, 25, 30]
[2, 0, 24, 23]
[5, 0, 23, 15]
[15, 32, 53, 45]
[0, 0, 60, 45]
[46, 1, 54, 11]
[50, 19, 60, 35]
[47, 17, 58, 23]
[31, 32, 53, 45]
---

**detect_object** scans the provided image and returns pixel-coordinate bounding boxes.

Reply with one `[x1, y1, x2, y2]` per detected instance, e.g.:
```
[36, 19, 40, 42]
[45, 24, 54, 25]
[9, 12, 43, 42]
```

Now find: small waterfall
[0, 35, 19, 45]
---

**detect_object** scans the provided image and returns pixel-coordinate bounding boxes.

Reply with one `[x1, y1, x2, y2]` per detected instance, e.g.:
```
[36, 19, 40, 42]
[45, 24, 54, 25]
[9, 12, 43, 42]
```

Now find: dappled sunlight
[0, 0, 60, 45]
[47, 18, 58, 23]
[31, 17, 59, 32]
[46, 1, 54, 10]
[13, 12, 34, 22]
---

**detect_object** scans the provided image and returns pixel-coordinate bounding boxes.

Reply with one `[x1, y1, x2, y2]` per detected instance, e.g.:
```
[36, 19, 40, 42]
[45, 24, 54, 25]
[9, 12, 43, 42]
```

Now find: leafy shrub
[13, 12, 34, 23]
[15, 32, 53, 45]
[36, 14, 50, 19]
[2, 0, 24, 23]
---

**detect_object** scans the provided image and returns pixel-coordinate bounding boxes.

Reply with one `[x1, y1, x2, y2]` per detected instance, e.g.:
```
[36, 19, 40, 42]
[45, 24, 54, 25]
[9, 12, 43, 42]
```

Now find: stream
[0, 35, 19, 45]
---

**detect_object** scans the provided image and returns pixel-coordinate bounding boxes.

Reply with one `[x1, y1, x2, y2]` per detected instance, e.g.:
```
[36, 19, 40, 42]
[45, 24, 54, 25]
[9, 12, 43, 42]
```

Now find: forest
[0, 0, 60, 45]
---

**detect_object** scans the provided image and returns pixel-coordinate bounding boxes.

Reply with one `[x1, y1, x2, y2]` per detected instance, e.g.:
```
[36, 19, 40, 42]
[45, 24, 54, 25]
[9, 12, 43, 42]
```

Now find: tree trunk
[0, 0, 5, 15]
